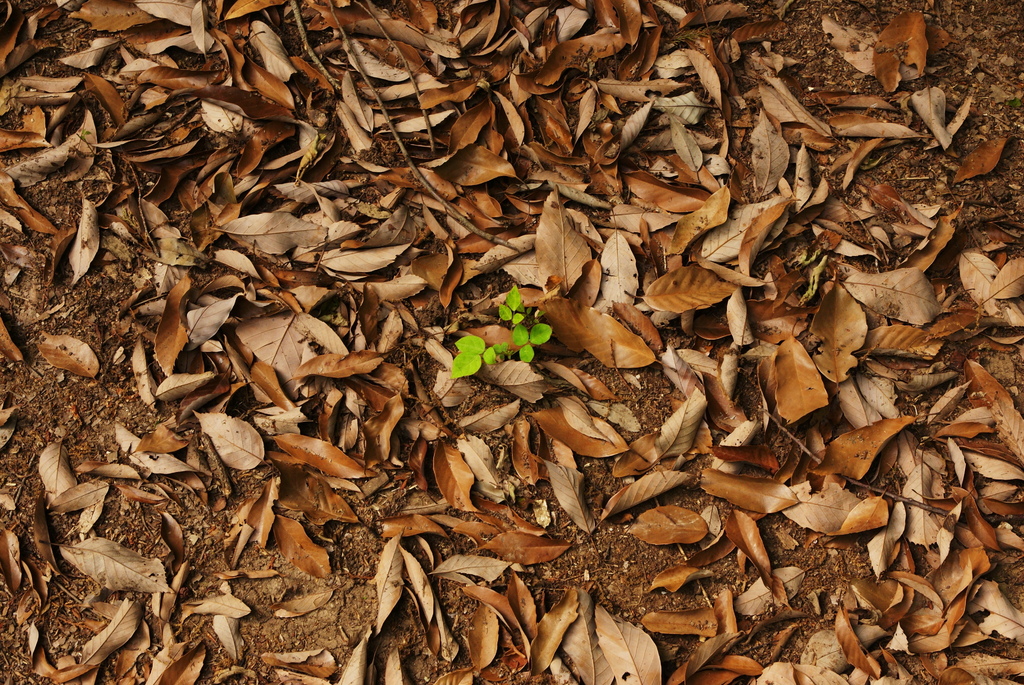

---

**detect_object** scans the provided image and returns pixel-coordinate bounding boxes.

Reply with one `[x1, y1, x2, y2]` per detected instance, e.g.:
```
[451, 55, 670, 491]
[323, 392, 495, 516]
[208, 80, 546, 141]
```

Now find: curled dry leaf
[292, 351, 382, 379]
[38, 333, 99, 378]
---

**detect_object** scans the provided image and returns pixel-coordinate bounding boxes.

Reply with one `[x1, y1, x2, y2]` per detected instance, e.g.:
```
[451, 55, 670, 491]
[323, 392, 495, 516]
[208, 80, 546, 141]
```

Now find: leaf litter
[0, 0, 1023, 683]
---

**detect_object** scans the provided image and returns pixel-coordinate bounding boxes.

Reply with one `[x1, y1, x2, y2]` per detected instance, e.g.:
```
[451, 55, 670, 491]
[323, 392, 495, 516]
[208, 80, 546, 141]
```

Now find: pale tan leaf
[561, 590, 615, 685]
[597, 231, 638, 311]
[197, 413, 265, 470]
[781, 481, 861, 533]
[62, 537, 171, 593]
[910, 87, 952, 149]
[594, 605, 661, 685]
[844, 267, 941, 325]
[970, 580, 1024, 642]
[375, 536, 404, 633]
[476, 360, 549, 402]
[182, 592, 251, 618]
[39, 441, 77, 503]
[989, 258, 1024, 300]
[810, 284, 867, 383]
[49, 482, 108, 513]
[750, 109, 789, 198]
[759, 76, 831, 136]
[270, 590, 334, 618]
[213, 615, 244, 662]
[700, 196, 789, 265]
[220, 212, 326, 254]
[431, 555, 510, 582]
[830, 114, 926, 139]
[338, 628, 371, 685]
[80, 599, 142, 666]
[38, 333, 99, 378]
[250, 20, 296, 81]
[69, 198, 99, 285]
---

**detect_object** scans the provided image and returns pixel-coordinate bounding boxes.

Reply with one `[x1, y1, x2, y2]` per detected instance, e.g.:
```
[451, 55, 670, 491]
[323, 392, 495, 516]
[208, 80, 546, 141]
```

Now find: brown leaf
[37, 333, 99, 378]
[0, 313, 22, 362]
[649, 565, 710, 592]
[197, 413, 264, 470]
[0, 528, 22, 592]
[700, 469, 797, 513]
[873, 12, 928, 92]
[292, 351, 382, 379]
[750, 109, 789, 198]
[601, 470, 696, 519]
[535, 34, 626, 85]
[835, 606, 881, 677]
[669, 186, 731, 254]
[537, 191, 591, 292]
[274, 434, 368, 479]
[641, 608, 717, 637]
[480, 532, 570, 565]
[545, 460, 597, 533]
[224, 0, 286, 19]
[433, 442, 477, 512]
[531, 589, 580, 674]
[435, 145, 517, 186]
[810, 284, 867, 383]
[532, 405, 628, 458]
[154, 275, 191, 376]
[725, 510, 784, 603]
[468, 604, 499, 672]
[629, 506, 708, 545]
[61, 537, 170, 593]
[272, 515, 330, 578]
[829, 114, 926, 139]
[953, 137, 1009, 184]
[812, 416, 915, 479]
[543, 297, 656, 368]
[643, 266, 735, 313]
[844, 267, 941, 325]
[770, 336, 829, 423]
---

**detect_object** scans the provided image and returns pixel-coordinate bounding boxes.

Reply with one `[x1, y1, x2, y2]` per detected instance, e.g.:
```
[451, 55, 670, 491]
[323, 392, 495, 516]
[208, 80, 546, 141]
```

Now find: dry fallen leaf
[61, 537, 171, 593]
[953, 137, 1009, 184]
[37, 333, 99, 378]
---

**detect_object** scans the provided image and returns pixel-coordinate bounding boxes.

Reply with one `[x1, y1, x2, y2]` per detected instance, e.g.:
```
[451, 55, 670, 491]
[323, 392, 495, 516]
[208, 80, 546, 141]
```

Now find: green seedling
[451, 286, 552, 378]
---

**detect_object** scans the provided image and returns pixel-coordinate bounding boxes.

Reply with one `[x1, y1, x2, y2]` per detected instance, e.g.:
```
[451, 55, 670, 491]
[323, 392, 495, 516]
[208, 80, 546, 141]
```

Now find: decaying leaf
[953, 137, 1008, 184]
[543, 297, 656, 368]
[38, 333, 99, 378]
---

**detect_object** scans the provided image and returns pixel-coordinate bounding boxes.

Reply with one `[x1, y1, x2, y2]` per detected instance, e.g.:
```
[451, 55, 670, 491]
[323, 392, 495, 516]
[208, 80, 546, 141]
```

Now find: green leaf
[482, 347, 497, 364]
[519, 345, 535, 363]
[493, 343, 509, 358]
[530, 323, 552, 345]
[506, 286, 522, 312]
[456, 335, 486, 355]
[512, 313, 525, 325]
[512, 324, 529, 347]
[451, 353, 482, 378]
[498, 304, 512, 321]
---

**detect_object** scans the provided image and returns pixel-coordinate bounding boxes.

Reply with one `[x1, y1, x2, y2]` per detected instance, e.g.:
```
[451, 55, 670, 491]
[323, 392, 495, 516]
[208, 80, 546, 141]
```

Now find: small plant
[451, 286, 552, 378]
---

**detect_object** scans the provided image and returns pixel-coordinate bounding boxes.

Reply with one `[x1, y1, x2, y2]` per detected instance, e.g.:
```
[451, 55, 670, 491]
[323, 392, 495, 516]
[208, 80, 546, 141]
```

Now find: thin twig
[336, 24, 516, 249]
[349, 0, 438, 154]
[766, 412, 950, 516]
[289, 0, 343, 92]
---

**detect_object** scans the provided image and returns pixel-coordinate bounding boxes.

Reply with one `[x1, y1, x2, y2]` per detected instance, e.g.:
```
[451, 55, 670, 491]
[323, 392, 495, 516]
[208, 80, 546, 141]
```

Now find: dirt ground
[3, 0, 1024, 683]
